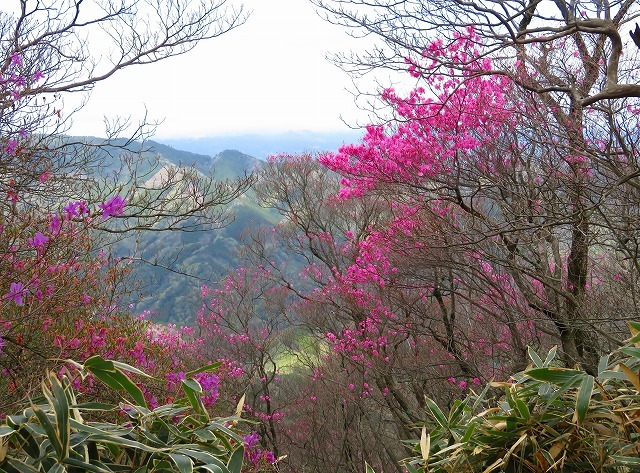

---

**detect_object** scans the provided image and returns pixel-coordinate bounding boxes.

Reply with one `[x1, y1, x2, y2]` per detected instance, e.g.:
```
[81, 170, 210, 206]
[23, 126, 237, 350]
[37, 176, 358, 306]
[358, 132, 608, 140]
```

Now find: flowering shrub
[0, 58, 223, 415]
[197, 266, 284, 467]
[0, 193, 134, 407]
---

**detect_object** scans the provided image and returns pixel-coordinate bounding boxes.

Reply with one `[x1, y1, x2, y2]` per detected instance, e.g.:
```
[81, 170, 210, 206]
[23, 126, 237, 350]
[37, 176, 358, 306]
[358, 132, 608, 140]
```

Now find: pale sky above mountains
[67, 0, 379, 140]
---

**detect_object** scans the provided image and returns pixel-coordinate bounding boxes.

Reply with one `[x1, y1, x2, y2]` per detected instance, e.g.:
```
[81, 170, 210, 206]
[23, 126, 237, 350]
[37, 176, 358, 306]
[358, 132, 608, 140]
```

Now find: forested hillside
[34, 137, 276, 322]
[127, 155, 281, 323]
[82, 140, 279, 323]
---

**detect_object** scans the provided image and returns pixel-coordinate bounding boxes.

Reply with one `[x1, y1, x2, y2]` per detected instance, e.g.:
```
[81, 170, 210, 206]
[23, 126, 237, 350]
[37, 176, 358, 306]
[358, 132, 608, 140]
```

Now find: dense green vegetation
[1, 357, 247, 473]
[396, 323, 640, 472]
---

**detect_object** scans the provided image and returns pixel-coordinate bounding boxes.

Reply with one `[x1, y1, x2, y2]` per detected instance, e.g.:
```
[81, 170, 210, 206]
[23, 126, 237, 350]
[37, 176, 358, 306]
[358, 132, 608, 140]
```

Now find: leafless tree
[0, 0, 253, 233]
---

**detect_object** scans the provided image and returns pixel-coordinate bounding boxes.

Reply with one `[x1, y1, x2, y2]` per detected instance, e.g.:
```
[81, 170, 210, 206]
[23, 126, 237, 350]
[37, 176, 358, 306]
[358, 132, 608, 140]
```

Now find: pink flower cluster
[2, 197, 126, 308]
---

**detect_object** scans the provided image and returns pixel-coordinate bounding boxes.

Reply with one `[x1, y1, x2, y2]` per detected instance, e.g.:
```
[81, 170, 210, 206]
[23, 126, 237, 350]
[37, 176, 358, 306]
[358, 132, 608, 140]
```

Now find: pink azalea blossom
[28, 232, 49, 248]
[9, 52, 22, 67]
[6, 282, 27, 306]
[4, 138, 18, 155]
[99, 195, 127, 220]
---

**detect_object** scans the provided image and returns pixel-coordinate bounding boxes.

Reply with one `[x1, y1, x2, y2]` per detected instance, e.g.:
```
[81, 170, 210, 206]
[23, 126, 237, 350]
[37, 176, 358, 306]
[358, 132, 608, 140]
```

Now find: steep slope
[81, 140, 277, 323]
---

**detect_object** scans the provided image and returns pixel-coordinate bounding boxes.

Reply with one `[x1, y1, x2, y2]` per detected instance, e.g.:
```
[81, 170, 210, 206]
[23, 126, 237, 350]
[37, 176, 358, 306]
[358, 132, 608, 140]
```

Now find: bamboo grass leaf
[574, 375, 594, 425]
[198, 464, 227, 473]
[185, 362, 223, 378]
[543, 346, 558, 366]
[177, 448, 222, 464]
[424, 397, 448, 428]
[85, 433, 159, 452]
[420, 427, 430, 462]
[168, 453, 194, 473]
[83, 356, 117, 372]
[87, 368, 147, 408]
[628, 321, 640, 345]
[514, 398, 531, 421]
[46, 463, 65, 473]
[619, 363, 640, 391]
[404, 463, 420, 473]
[462, 422, 477, 443]
[527, 368, 585, 385]
[207, 422, 243, 443]
[0, 426, 15, 437]
[612, 456, 640, 466]
[527, 346, 543, 367]
[71, 403, 118, 411]
[182, 378, 206, 417]
[62, 457, 112, 473]
[448, 399, 468, 425]
[234, 394, 246, 420]
[227, 446, 244, 473]
[619, 347, 640, 360]
[597, 354, 610, 378]
[110, 361, 154, 378]
[3, 457, 41, 473]
[32, 405, 63, 459]
[4, 359, 245, 473]
[47, 373, 70, 459]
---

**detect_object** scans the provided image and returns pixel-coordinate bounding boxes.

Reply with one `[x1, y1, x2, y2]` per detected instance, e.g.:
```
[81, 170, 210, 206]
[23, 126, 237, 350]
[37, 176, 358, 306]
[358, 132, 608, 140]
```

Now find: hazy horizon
[157, 129, 363, 160]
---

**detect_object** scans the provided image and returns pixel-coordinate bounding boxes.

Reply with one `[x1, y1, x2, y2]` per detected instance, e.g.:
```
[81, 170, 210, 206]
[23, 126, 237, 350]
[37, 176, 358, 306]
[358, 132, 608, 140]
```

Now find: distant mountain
[210, 149, 261, 181]
[142, 141, 261, 177]
[74, 136, 278, 323]
[159, 130, 362, 160]
[140, 140, 215, 170]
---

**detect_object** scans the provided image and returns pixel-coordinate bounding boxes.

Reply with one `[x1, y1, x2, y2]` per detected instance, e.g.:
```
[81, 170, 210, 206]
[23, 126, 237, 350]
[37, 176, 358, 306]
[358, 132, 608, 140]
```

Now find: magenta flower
[9, 53, 22, 67]
[32, 70, 45, 82]
[64, 200, 89, 219]
[4, 138, 18, 155]
[64, 201, 80, 218]
[49, 214, 61, 234]
[6, 282, 26, 306]
[99, 195, 127, 220]
[28, 232, 49, 248]
[243, 431, 259, 449]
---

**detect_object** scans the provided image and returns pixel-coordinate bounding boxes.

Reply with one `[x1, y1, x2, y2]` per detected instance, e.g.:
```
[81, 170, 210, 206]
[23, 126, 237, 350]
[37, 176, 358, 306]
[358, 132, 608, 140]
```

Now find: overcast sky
[66, 0, 379, 140]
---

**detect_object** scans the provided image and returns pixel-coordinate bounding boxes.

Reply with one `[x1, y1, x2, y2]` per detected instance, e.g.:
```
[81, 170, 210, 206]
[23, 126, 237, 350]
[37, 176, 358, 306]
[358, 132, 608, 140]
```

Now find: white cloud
[67, 0, 377, 139]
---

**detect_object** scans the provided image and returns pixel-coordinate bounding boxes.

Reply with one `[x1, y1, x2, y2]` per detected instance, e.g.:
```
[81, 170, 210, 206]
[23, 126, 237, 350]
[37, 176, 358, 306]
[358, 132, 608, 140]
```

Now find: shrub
[395, 322, 640, 473]
[0, 356, 246, 473]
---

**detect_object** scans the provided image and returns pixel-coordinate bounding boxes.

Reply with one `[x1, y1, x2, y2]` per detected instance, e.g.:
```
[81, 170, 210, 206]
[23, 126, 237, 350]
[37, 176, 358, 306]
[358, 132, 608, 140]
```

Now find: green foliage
[0, 356, 245, 473]
[398, 322, 640, 473]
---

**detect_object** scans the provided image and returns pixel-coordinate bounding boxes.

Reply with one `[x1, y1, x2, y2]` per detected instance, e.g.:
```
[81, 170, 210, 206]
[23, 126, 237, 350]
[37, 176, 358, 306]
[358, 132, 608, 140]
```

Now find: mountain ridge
[78, 137, 276, 323]
[159, 130, 361, 159]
